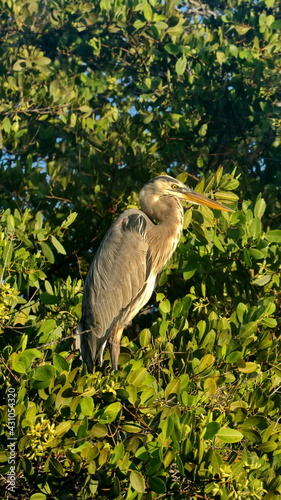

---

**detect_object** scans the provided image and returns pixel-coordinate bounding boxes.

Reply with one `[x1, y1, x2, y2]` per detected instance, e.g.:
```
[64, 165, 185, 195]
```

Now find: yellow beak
[182, 190, 234, 212]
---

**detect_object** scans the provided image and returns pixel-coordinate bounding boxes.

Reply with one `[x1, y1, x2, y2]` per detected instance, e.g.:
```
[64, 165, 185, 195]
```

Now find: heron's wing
[81, 209, 154, 342]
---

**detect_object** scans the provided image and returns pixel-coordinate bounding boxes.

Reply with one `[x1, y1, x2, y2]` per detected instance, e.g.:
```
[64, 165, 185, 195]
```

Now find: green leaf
[160, 416, 174, 438]
[139, 328, 151, 347]
[127, 367, 149, 387]
[91, 424, 108, 437]
[54, 421, 72, 436]
[51, 235, 66, 254]
[270, 19, 281, 29]
[197, 156, 204, 168]
[191, 221, 207, 239]
[238, 321, 259, 339]
[148, 476, 166, 494]
[80, 397, 94, 416]
[36, 57, 51, 66]
[111, 442, 125, 464]
[164, 378, 180, 398]
[79, 105, 92, 114]
[194, 354, 215, 374]
[198, 123, 208, 137]
[216, 51, 226, 65]
[224, 178, 240, 190]
[61, 212, 78, 228]
[243, 248, 252, 266]
[175, 56, 187, 76]
[49, 457, 65, 478]
[258, 442, 278, 452]
[249, 248, 264, 260]
[175, 454, 184, 475]
[213, 233, 224, 252]
[204, 378, 217, 396]
[183, 252, 198, 280]
[40, 292, 59, 304]
[226, 351, 243, 363]
[122, 424, 143, 433]
[263, 317, 277, 328]
[40, 242, 55, 263]
[236, 302, 247, 323]
[10, 349, 43, 373]
[143, 1, 153, 21]
[32, 365, 57, 381]
[215, 191, 239, 202]
[133, 19, 145, 29]
[21, 456, 34, 476]
[13, 59, 27, 71]
[102, 402, 122, 423]
[264, 230, 281, 242]
[252, 274, 272, 286]
[254, 198, 266, 218]
[130, 470, 145, 494]
[236, 360, 258, 373]
[240, 429, 261, 443]
[38, 319, 57, 336]
[159, 299, 171, 315]
[204, 422, 220, 440]
[154, 21, 168, 30]
[249, 217, 262, 239]
[30, 494, 47, 500]
[7, 214, 15, 230]
[164, 43, 180, 55]
[143, 113, 154, 124]
[216, 428, 243, 443]
[235, 25, 251, 35]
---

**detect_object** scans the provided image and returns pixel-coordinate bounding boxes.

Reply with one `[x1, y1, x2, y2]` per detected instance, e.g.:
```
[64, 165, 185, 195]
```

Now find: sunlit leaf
[130, 470, 145, 493]
[216, 428, 243, 443]
[175, 56, 187, 75]
[264, 230, 281, 242]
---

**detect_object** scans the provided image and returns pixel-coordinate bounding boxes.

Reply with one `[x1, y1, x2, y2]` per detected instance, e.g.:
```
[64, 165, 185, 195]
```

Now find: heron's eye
[171, 184, 178, 189]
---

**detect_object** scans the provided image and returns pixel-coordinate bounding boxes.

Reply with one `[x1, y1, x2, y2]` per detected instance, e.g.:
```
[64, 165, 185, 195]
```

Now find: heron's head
[140, 175, 234, 213]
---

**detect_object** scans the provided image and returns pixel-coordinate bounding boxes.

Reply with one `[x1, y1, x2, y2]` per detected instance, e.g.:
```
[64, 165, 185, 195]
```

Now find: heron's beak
[181, 189, 234, 212]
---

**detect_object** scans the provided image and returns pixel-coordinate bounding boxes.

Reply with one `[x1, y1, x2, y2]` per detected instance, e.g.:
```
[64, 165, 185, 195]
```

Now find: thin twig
[0, 355, 20, 383]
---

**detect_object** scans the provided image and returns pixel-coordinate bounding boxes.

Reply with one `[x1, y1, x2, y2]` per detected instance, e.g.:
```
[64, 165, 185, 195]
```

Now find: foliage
[0, 0, 280, 499]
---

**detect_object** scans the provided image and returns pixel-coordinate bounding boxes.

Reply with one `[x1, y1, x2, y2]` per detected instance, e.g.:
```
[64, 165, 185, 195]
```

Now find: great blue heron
[77, 175, 234, 371]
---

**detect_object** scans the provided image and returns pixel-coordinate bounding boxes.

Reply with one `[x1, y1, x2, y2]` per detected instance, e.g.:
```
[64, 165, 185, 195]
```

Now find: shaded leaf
[148, 476, 166, 494]
[49, 457, 64, 478]
[32, 365, 57, 381]
[204, 422, 220, 440]
[164, 43, 180, 54]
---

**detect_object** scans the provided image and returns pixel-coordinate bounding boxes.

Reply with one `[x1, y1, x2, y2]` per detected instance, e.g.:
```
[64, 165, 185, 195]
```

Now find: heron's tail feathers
[76, 322, 106, 372]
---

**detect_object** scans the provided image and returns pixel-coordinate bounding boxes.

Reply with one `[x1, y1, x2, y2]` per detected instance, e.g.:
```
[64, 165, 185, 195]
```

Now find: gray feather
[79, 209, 152, 369]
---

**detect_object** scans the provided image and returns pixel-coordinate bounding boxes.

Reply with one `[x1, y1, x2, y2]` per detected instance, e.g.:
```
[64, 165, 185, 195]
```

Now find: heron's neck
[142, 196, 184, 272]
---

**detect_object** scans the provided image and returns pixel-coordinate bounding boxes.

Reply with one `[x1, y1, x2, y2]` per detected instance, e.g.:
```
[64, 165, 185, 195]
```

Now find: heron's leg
[109, 326, 123, 370]
[97, 340, 107, 366]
